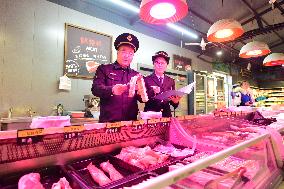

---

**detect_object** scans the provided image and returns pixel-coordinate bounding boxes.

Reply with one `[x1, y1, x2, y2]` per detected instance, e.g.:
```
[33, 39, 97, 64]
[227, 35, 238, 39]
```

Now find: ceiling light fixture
[150, 3, 176, 19]
[216, 51, 223, 56]
[207, 19, 244, 42]
[263, 53, 284, 66]
[239, 41, 271, 58]
[140, 0, 188, 24]
[108, 0, 197, 39]
[167, 23, 198, 39]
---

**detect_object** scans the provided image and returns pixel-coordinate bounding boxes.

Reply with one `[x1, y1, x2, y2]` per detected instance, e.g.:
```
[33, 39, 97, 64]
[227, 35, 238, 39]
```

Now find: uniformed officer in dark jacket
[91, 33, 142, 122]
[144, 51, 181, 117]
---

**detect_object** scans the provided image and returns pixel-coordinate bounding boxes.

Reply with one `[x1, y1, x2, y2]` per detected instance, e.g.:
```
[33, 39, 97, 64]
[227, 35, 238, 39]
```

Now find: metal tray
[67, 154, 143, 189]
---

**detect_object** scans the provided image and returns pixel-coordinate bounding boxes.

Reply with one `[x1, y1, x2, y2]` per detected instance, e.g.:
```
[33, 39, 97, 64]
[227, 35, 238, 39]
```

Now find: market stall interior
[0, 0, 284, 188]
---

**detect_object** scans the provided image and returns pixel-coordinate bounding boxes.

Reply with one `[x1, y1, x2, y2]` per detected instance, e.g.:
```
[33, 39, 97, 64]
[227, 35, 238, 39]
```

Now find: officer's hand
[112, 84, 128, 95]
[151, 86, 160, 94]
[169, 95, 181, 104]
[245, 101, 253, 106]
[135, 74, 143, 91]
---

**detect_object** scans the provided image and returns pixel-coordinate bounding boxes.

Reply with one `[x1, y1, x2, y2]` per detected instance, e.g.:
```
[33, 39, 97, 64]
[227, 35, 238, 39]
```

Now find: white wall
[0, 0, 212, 116]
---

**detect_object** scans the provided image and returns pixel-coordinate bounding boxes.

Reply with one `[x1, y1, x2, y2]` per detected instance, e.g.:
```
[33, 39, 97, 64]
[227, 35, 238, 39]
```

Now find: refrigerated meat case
[0, 114, 283, 189]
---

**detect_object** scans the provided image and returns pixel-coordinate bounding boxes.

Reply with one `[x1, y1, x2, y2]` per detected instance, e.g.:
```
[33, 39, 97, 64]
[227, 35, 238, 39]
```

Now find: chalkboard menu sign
[64, 24, 112, 79]
[173, 54, 192, 71]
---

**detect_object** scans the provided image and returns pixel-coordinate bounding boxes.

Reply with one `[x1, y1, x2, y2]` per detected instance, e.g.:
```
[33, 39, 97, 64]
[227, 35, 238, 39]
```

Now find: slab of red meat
[18, 173, 45, 189]
[100, 161, 123, 181]
[51, 177, 72, 189]
[87, 162, 111, 186]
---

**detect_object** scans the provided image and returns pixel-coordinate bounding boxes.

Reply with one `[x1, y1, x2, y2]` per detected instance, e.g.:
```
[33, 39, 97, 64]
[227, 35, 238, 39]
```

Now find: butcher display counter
[0, 113, 282, 189]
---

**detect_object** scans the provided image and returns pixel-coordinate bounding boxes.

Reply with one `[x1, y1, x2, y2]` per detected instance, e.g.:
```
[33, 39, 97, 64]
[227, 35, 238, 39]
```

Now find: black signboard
[173, 54, 192, 71]
[64, 24, 112, 79]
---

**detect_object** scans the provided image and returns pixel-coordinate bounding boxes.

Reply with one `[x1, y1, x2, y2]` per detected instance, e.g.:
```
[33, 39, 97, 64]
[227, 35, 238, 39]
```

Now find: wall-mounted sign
[173, 54, 192, 71]
[64, 24, 112, 79]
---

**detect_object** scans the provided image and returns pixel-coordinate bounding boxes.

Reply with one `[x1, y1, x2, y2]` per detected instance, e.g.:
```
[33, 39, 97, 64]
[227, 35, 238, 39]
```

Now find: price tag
[184, 115, 195, 120]
[106, 127, 120, 134]
[132, 124, 143, 131]
[176, 116, 185, 121]
[220, 112, 228, 117]
[147, 119, 160, 124]
[214, 112, 220, 117]
[106, 122, 122, 128]
[236, 112, 242, 116]
[64, 125, 85, 133]
[132, 120, 145, 126]
[17, 128, 44, 138]
[160, 117, 170, 122]
[231, 112, 236, 116]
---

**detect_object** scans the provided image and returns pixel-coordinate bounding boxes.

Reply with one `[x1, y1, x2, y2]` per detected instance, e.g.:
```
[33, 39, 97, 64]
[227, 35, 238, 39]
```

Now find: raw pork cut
[18, 173, 44, 189]
[100, 161, 123, 181]
[51, 177, 72, 189]
[116, 146, 168, 169]
[87, 162, 111, 186]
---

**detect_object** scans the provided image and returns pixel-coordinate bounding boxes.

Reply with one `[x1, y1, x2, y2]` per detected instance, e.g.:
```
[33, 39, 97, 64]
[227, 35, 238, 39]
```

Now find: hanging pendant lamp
[207, 19, 244, 42]
[263, 53, 284, 66]
[140, 0, 188, 25]
[239, 41, 271, 58]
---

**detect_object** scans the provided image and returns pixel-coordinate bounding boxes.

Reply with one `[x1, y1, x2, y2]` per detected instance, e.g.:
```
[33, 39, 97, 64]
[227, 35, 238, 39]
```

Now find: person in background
[239, 80, 254, 106]
[144, 51, 181, 117]
[231, 84, 241, 106]
[91, 33, 142, 123]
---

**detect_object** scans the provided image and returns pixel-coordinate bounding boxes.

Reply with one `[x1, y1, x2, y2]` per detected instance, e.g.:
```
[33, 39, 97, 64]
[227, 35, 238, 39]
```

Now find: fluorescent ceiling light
[108, 0, 140, 13]
[167, 23, 198, 39]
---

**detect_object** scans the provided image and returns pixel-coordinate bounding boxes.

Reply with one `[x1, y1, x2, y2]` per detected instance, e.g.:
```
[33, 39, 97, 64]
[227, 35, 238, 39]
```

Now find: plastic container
[30, 116, 71, 128]
[0, 165, 81, 189]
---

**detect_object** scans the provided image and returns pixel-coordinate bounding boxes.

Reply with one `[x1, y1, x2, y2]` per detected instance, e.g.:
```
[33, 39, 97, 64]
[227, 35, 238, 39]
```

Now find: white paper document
[155, 81, 195, 100]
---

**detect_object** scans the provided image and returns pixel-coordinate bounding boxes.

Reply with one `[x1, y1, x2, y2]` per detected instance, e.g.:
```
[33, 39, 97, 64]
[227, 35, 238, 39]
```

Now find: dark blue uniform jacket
[91, 62, 141, 122]
[144, 73, 179, 117]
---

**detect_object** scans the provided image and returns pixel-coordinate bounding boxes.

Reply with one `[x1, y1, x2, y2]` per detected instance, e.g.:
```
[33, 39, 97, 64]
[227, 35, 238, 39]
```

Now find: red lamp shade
[207, 19, 244, 42]
[140, 0, 188, 25]
[239, 41, 271, 58]
[263, 53, 284, 66]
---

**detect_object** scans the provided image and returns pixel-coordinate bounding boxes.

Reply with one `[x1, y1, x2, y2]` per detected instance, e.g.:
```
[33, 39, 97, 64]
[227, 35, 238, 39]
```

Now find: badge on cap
[127, 35, 132, 41]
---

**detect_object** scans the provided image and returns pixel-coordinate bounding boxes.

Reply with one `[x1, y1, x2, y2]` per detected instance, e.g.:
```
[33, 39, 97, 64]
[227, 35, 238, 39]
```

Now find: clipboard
[155, 90, 186, 100]
[154, 81, 195, 100]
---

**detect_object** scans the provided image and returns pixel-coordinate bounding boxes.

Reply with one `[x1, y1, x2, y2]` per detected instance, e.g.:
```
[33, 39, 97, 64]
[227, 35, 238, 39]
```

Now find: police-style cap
[114, 33, 139, 52]
[152, 51, 170, 64]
